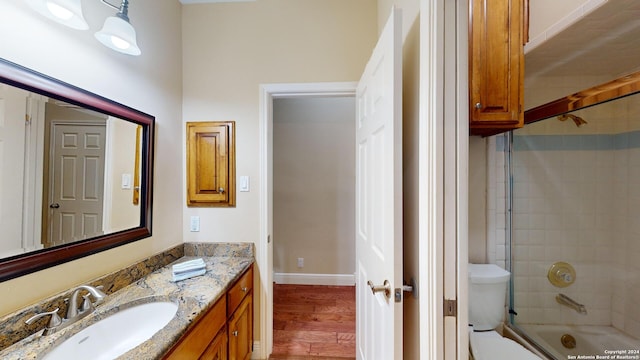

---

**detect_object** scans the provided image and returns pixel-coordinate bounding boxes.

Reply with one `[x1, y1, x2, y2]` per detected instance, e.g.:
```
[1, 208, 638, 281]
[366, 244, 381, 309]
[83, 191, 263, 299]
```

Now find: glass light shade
[94, 16, 141, 56]
[27, 0, 89, 30]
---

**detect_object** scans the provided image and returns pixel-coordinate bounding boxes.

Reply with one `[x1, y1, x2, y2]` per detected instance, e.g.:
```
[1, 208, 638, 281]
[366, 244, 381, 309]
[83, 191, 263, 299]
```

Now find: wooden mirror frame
[0, 58, 154, 282]
[524, 71, 640, 124]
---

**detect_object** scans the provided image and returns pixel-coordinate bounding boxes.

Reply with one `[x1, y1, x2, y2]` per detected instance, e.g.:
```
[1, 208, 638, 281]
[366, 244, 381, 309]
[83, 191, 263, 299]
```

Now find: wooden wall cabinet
[187, 121, 235, 207]
[469, 0, 526, 136]
[163, 264, 253, 360]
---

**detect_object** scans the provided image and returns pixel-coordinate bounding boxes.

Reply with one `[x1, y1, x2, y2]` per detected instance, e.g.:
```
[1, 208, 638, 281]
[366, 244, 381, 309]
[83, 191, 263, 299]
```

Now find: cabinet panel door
[469, 0, 524, 132]
[200, 327, 228, 360]
[228, 295, 253, 360]
[187, 121, 235, 206]
[162, 297, 226, 359]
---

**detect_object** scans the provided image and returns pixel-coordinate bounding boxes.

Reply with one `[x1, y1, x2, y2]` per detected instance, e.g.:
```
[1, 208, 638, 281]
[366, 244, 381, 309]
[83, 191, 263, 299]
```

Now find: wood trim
[525, 71, 640, 124]
[523, 0, 529, 45]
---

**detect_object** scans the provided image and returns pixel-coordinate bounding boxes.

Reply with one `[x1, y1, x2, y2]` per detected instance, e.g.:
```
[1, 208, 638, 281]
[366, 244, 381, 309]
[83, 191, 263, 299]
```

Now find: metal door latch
[367, 280, 391, 300]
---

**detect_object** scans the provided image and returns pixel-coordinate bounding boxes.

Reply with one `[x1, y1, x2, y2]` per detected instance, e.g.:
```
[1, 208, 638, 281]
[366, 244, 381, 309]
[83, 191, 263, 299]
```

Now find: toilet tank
[468, 264, 511, 331]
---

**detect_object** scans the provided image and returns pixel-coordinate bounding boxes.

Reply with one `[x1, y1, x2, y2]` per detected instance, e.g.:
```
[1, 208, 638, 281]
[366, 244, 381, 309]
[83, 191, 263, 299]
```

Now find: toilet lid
[470, 331, 542, 360]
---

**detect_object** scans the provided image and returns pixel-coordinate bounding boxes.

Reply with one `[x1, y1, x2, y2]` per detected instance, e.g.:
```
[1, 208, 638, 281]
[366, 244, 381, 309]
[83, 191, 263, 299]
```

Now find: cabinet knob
[219, 187, 225, 193]
[475, 102, 482, 109]
[232, 330, 238, 337]
[241, 287, 248, 293]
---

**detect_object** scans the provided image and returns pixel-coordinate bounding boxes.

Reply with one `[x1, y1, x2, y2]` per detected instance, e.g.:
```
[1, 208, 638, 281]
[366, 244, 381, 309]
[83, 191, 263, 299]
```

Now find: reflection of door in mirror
[0, 84, 33, 257]
[0, 82, 143, 258]
[44, 106, 107, 247]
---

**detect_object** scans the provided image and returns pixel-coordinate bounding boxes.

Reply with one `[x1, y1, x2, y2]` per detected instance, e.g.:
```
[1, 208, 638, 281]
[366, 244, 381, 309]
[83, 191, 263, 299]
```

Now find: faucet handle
[25, 308, 62, 329]
[81, 294, 94, 312]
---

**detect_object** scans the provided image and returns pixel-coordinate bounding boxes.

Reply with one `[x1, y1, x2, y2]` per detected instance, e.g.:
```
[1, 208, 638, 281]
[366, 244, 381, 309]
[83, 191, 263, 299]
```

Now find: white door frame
[419, 0, 468, 358]
[258, 81, 357, 359]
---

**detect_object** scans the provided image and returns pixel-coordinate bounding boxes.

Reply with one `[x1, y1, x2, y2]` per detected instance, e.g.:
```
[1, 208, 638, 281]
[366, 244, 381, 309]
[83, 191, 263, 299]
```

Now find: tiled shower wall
[488, 95, 640, 339]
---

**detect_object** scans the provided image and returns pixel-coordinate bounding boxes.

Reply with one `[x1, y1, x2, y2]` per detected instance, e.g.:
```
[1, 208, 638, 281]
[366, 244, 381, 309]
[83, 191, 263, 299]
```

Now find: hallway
[270, 284, 356, 359]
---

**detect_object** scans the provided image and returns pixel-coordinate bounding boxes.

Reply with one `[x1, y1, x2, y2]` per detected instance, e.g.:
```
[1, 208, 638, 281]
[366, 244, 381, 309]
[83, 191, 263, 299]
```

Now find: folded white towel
[172, 268, 206, 282]
[172, 258, 206, 274]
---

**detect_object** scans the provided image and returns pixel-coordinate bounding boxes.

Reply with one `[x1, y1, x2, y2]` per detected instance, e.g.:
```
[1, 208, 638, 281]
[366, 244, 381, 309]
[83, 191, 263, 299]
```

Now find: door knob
[367, 280, 391, 300]
[50, 203, 60, 209]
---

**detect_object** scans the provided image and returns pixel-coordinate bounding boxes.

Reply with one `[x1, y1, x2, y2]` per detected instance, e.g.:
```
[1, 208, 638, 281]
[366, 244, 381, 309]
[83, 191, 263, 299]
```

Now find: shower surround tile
[495, 107, 640, 339]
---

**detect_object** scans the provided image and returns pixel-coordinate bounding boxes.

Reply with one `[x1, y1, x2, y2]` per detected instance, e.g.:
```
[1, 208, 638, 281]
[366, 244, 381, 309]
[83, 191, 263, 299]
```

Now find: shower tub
[518, 324, 640, 360]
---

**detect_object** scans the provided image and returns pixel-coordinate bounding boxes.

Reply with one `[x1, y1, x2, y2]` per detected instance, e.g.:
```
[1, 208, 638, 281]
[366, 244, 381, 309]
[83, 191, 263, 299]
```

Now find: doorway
[259, 82, 357, 359]
[271, 95, 356, 358]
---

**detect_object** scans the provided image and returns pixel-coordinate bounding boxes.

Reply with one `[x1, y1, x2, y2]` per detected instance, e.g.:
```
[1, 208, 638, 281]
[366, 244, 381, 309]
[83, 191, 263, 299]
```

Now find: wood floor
[270, 284, 356, 360]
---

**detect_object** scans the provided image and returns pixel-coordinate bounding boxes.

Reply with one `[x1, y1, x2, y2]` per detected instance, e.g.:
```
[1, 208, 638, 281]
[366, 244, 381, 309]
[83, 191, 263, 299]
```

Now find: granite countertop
[0, 254, 254, 360]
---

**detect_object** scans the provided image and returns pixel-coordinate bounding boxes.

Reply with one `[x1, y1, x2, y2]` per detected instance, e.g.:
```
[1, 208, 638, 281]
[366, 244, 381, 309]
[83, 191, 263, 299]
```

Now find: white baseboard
[251, 341, 262, 359]
[273, 272, 355, 286]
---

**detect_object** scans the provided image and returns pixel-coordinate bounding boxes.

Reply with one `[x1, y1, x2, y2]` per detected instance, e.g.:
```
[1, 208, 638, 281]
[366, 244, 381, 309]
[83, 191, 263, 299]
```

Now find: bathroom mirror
[0, 57, 154, 282]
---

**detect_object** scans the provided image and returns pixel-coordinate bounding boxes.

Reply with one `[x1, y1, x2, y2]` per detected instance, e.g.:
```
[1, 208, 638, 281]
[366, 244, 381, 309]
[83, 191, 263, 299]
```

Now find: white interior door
[48, 122, 106, 245]
[355, 8, 402, 360]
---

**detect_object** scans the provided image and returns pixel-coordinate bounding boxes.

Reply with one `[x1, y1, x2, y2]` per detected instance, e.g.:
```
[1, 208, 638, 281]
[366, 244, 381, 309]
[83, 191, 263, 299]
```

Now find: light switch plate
[239, 176, 250, 192]
[121, 174, 132, 189]
[190, 216, 200, 232]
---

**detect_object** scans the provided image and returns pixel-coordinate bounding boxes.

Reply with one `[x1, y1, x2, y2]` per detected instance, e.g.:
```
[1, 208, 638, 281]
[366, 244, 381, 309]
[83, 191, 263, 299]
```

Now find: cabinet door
[162, 297, 226, 359]
[200, 327, 228, 360]
[186, 121, 235, 206]
[228, 295, 253, 360]
[469, 0, 524, 134]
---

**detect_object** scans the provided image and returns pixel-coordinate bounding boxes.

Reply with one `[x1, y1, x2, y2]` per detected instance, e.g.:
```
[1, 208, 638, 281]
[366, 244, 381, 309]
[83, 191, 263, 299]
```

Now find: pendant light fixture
[94, 0, 141, 56]
[27, 0, 141, 56]
[27, 0, 89, 30]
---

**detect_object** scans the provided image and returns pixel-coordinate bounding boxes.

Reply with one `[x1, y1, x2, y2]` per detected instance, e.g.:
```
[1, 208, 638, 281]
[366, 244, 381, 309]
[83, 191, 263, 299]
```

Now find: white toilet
[468, 264, 541, 360]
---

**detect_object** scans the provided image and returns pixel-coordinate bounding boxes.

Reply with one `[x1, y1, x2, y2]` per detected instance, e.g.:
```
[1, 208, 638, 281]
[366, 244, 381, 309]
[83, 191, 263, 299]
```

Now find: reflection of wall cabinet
[187, 121, 235, 207]
[469, 0, 526, 136]
[163, 264, 253, 360]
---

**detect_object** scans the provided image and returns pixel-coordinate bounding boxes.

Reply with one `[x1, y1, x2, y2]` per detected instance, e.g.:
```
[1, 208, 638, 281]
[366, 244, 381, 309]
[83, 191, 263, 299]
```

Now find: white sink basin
[43, 301, 178, 360]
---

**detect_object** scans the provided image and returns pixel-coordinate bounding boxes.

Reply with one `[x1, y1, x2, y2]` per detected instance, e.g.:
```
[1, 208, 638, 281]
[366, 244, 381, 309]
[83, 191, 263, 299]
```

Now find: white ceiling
[525, 0, 640, 79]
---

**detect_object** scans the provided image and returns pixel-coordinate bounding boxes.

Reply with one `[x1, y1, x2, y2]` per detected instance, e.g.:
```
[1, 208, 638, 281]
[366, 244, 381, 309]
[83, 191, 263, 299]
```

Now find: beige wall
[0, 0, 183, 316]
[106, 118, 140, 232]
[468, 136, 487, 263]
[181, 0, 377, 245]
[272, 97, 355, 275]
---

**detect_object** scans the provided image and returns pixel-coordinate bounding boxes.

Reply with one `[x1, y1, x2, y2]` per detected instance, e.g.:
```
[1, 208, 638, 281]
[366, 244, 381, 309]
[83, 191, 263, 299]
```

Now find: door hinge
[444, 299, 457, 317]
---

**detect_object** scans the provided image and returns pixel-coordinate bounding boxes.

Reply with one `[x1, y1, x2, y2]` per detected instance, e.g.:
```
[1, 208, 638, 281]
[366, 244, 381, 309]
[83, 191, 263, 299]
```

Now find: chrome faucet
[25, 285, 107, 335]
[556, 293, 587, 315]
[66, 285, 107, 320]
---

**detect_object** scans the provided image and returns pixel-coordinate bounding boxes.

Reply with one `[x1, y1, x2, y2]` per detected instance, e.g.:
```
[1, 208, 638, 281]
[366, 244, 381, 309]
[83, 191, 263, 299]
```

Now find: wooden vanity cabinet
[469, 0, 526, 136]
[227, 266, 253, 360]
[163, 264, 253, 360]
[163, 296, 227, 359]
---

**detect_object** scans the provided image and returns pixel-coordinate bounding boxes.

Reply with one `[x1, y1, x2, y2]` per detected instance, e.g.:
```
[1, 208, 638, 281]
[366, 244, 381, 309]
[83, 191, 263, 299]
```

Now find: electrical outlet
[297, 257, 304, 268]
[190, 216, 200, 232]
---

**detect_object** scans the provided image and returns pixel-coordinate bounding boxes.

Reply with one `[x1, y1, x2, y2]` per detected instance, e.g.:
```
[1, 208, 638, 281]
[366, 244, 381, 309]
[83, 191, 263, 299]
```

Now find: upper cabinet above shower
[469, 0, 527, 136]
